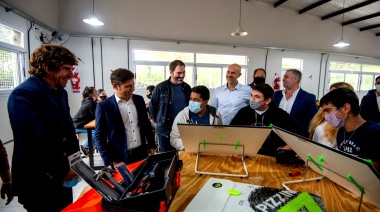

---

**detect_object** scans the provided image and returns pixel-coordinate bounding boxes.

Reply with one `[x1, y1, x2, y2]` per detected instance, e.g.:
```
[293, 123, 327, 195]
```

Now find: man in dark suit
[273, 69, 318, 131]
[95, 68, 156, 166]
[8, 45, 79, 211]
[360, 76, 380, 124]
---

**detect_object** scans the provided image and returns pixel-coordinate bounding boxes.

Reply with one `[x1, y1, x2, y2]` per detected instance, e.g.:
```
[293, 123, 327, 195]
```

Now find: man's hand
[63, 169, 78, 181]
[1, 182, 13, 205]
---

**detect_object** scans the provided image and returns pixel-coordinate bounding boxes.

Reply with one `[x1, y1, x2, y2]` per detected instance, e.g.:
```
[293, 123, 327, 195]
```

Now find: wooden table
[84, 120, 103, 170]
[170, 152, 380, 212]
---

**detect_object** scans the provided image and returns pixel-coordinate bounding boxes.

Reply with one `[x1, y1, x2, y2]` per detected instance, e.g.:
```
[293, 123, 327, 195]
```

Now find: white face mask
[376, 84, 380, 92]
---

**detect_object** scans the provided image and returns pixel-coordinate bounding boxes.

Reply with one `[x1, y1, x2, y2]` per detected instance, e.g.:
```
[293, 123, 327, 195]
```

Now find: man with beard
[211, 63, 252, 125]
[149, 60, 191, 152]
[249, 68, 266, 89]
[273, 69, 317, 131]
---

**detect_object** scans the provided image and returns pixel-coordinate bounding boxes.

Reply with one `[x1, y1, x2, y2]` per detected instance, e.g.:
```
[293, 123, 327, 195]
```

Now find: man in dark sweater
[230, 84, 309, 157]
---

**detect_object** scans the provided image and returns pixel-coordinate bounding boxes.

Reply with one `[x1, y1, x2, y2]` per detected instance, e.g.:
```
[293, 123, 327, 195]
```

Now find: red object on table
[62, 160, 144, 212]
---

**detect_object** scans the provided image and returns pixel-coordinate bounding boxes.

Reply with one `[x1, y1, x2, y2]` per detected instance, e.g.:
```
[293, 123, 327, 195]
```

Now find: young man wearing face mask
[320, 88, 380, 171]
[230, 84, 308, 157]
[249, 68, 266, 89]
[360, 76, 380, 124]
[170, 86, 223, 150]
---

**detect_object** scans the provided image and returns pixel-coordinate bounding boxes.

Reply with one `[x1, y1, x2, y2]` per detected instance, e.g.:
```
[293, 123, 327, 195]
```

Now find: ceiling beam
[321, 0, 379, 20]
[274, 0, 287, 8]
[343, 11, 380, 26]
[299, 0, 332, 14]
[360, 24, 380, 31]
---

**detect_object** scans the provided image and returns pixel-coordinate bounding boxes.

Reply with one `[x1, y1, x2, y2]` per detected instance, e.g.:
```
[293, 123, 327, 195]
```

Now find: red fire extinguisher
[274, 73, 281, 91]
[71, 66, 81, 93]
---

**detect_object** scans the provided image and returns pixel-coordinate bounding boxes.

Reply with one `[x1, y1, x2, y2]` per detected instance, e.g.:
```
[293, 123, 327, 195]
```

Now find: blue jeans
[75, 129, 95, 148]
[158, 134, 175, 152]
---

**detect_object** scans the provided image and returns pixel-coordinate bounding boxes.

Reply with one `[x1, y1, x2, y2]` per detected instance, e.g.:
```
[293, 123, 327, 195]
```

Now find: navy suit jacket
[273, 88, 318, 130]
[95, 94, 156, 165]
[360, 93, 380, 124]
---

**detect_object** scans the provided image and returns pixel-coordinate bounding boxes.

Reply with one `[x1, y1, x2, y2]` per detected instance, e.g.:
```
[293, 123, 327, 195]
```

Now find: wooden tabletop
[170, 152, 380, 212]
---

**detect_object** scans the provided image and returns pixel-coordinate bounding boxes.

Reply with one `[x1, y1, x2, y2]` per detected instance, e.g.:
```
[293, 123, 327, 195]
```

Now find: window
[0, 22, 26, 94]
[133, 50, 248, 88]
[280, 58, 303, 89]
[328, 62, 380, 91]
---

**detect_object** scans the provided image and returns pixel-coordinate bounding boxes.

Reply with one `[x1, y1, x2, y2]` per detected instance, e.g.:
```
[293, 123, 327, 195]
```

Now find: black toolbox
[101, 150, 183, 212]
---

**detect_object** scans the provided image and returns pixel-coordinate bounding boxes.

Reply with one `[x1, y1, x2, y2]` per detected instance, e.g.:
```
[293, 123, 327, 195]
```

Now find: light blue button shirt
[211, 82, 252, 125]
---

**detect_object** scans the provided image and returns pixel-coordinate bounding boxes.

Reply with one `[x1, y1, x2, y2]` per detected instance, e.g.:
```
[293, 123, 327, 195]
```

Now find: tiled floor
[0, 134, 104, 211]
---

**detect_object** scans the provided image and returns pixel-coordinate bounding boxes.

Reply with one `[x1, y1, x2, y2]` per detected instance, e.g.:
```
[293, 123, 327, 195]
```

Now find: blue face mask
[62, 177, 81, 188]
[250, 99, 261, 110]
[188, 101, 202, 113]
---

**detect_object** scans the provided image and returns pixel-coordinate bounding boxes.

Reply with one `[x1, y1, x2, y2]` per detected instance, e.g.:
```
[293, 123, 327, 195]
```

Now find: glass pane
[282, 58, 303, 70]
[135, 65, 165, 87]
[0, 49, 18, 90]
[362, 64, 380, 73]
[330, 62, 360, 72]
[345, 74, 359, 91]
[134, 50, 194, 63]
[360, 75, 374, 90]
[329, 72, 344, 86]
[196, 53, 247, 65]
[0, 23, 23, 47]
[347, 63, 360, 72]
[184, 66, 193, 87]
[222, 68, 246, 85]
[197, 67, 222, 88]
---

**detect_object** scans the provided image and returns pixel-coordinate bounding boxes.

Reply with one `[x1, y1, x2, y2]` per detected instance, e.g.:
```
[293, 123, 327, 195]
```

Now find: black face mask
[253, 77, 265, 84]
[146, 94, 152, 99]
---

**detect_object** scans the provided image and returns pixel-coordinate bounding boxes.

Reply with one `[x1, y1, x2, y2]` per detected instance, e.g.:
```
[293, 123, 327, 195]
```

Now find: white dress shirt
[115, 95, 142, 150]
[279, 87, 300, 114]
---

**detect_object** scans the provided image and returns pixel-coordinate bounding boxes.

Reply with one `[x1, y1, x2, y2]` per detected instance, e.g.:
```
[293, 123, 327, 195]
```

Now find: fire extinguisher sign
[71, 66, 81, 93]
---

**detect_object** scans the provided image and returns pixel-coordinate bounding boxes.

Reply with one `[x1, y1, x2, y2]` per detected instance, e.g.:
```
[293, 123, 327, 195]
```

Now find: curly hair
[29, 44, 78, 77]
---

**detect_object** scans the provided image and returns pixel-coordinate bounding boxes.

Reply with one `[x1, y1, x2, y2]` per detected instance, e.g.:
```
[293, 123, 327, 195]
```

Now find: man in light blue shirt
[211, 63, 252, 125]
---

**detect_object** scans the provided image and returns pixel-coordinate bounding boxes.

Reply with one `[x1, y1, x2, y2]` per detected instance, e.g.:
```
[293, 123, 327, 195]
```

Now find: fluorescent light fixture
[83, 0, 104, 26]
[231, 0, 247, 37]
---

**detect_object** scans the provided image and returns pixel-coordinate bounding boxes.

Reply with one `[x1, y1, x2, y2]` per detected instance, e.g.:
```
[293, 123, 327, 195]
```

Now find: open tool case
[70, 150, 182, 212]
[101, 150, 183, 212]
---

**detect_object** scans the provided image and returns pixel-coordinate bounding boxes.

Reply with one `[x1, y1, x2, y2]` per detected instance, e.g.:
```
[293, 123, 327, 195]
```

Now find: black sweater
[230, 105, 309, 156]
[72, 97, 97, 128]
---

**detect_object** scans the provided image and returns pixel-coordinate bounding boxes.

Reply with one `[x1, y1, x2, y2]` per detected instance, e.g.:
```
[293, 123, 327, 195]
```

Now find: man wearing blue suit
[274, 69, 318, 131]
[95, 68, 156, 166]
[360, 76, 380, 124]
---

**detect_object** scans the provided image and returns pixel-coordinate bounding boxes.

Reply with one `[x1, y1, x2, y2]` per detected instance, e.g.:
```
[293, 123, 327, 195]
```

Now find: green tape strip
[202, 139, 206, 149]
[307, 154, 323, 171]
[234, 140, 240, 150]
[363, 158, 373, 165]
[347, 174, 364, 193]
[218, 135, 222, 140]
[227, 189, 240, 196]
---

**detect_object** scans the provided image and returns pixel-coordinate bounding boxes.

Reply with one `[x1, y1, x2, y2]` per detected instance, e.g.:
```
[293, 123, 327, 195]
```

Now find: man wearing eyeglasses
[170, 86, 223, 150]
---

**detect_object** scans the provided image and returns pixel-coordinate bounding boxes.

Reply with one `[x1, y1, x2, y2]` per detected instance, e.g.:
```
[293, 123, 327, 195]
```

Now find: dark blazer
[95, 94, 156, 165]
[367, 89, 376, 95]
[273, 88, 318, 130]
[360, 93, 380, 124]
[8, 76, 79, 196]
